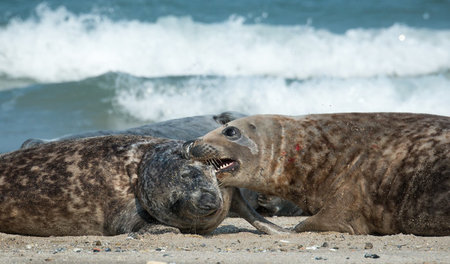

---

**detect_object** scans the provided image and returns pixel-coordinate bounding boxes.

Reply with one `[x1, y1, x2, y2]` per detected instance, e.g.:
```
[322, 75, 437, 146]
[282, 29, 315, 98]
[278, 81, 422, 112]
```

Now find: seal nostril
[182, 140, 195, 159]
[196, 190, 220, 213]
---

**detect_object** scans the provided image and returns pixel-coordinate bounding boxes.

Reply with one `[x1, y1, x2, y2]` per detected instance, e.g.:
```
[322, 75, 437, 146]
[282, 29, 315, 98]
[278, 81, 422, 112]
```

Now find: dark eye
[222, 126, 241, 140]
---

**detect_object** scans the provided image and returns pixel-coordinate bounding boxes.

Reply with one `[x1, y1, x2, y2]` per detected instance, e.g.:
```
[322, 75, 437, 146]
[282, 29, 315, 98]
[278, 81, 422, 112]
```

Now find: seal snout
[182, 140, 219, 160]
[192, 188, 223, 216]
[184, 140, 240, 177]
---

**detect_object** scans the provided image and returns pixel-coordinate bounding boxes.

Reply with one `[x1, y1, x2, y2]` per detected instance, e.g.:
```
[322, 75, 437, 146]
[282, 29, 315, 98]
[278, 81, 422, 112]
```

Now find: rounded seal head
[184, 115, 281, 190]
[137, 141, 230, 234]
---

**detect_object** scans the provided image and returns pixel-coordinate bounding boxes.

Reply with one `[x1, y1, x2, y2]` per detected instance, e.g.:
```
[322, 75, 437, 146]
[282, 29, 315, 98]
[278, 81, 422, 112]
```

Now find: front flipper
[230, 188, 292, 235]
[132, 224, 181, 235]
[293, 209, 369, 235]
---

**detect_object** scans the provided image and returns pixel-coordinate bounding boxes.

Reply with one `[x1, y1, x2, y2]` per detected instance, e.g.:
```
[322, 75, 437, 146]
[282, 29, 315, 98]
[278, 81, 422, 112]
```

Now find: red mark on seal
[288, 157, 295, 163]
[295, 143, 302, 152]
[281, 151, 287, 156]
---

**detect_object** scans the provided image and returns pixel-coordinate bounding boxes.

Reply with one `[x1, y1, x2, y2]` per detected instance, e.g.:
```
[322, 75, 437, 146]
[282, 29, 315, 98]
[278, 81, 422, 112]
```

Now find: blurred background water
[0, 0, 449, 153]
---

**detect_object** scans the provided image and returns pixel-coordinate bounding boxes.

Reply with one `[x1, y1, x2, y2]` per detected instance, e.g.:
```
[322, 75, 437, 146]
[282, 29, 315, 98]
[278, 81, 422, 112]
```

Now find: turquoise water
[1, 0, 449, 153]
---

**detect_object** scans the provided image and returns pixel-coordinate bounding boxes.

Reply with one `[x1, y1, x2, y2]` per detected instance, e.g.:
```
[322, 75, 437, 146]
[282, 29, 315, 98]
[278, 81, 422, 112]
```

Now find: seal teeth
[220, 162, 232, 169]
[205, 158, 237, 173]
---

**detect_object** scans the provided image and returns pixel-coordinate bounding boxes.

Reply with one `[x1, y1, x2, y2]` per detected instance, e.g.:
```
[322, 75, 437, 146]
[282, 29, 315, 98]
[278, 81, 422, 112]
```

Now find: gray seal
[21, 112, 302, 218]
[0, 135, 286, 236]
[185, 113, 450, 236]
[20, 112, 246, 148]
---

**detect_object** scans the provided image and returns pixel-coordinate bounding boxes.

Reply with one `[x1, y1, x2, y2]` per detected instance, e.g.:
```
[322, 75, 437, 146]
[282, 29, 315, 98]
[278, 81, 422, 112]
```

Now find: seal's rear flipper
[213, 112, 247, 125]
[20, 138, 48, 149]
[229, 188, 292, 235]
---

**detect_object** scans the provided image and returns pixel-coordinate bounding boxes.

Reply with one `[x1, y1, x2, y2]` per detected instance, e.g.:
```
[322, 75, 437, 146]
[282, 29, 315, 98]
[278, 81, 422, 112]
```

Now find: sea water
[0, 0, 449, 153]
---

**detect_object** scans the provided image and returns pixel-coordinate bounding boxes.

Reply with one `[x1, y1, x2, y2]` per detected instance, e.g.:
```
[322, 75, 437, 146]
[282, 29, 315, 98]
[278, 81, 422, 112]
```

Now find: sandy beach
[1, 216, 448, 264]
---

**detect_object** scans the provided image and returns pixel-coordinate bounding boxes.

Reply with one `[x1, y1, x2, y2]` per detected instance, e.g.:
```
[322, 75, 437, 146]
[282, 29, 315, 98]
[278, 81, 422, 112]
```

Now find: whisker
[212, 159, 220, 170]
[214, 158, 222, 168]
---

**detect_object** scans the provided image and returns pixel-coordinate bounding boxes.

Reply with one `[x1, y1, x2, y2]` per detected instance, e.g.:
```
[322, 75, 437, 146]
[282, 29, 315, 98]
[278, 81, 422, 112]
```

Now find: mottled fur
[20, 112, 302, 218]
[187, 113, 450, 236]
[0, 136, 228, 236]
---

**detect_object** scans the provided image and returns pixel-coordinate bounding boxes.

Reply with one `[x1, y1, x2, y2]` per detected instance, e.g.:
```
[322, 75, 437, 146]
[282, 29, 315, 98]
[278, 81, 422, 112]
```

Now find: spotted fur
[188, 113, 450, 236]
[20, 112, 302, 218]
[0, 135, 228, 236]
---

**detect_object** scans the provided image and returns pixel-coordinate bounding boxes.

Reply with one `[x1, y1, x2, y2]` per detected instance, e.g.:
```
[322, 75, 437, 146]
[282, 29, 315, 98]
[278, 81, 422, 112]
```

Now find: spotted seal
[1, 135, 287, 236]
[185, 113, 450, 236]
[20, 112, 302, 217]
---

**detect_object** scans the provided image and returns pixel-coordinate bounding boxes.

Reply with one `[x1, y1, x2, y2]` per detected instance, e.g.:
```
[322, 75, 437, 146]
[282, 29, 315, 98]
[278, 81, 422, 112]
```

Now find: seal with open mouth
[20, 112, 301, 222]
[1, 134, 288, 236]
[185, 113, 450, 236]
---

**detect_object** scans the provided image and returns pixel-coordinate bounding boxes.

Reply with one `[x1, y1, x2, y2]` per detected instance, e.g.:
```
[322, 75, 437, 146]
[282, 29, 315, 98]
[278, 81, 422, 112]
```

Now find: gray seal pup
[0, 135, 286, 236]
[20, 112, 302, 218]
[185, 113, 450, 236]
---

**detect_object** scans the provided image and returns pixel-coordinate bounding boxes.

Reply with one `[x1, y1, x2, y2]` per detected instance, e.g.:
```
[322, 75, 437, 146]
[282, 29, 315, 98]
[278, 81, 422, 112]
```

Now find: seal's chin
[175, 199, 222, 219]
[188, 206, 222, 218]
[204, 158, 240, 177]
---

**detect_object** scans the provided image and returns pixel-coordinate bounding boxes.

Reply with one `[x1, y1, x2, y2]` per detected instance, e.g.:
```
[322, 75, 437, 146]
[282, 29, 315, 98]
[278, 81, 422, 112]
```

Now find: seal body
[20, 112, 302, 218]
[186, 113, 450, 235]
[0, 135, 228, 236]
[20, 112, 247, 148]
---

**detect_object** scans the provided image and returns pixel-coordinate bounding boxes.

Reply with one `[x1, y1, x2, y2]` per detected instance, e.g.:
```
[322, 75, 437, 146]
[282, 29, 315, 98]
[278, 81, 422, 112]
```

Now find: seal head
[137, 141, 227, 234]
[183, 116, 282, 191]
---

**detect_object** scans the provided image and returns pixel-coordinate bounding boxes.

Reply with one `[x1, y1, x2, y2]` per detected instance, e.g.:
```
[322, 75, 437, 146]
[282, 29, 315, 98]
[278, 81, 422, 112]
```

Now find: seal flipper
[213, 111, 246, 125]
[130, 224, 181, 236]
[293, 208, 370, 235]
[20, 138, 48, 149]
[229, 188, 292, 235]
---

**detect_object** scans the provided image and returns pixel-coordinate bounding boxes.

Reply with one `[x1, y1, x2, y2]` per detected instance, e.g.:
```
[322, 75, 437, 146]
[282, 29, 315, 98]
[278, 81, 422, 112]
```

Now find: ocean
[0, 0, 449, 153]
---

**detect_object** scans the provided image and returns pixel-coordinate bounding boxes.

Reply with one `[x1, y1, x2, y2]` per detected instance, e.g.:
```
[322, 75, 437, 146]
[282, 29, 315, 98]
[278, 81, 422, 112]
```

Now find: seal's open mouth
[205, 158, 239, 174]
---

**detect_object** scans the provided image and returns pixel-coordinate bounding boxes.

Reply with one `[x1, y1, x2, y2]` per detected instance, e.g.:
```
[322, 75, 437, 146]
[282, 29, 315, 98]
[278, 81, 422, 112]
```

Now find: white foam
[113, 75, 450, 121]
[0, 4, 449, 83]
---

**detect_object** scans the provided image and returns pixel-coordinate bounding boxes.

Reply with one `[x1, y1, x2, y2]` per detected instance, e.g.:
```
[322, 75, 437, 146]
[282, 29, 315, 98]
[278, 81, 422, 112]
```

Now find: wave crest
[0, 4, 449, 83]
[112, 74, 450, 120]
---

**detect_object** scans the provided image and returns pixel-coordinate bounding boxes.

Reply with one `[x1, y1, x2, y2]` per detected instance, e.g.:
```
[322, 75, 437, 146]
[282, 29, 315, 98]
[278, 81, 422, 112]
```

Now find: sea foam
[0, 4, 449, 83]
[112, 74, 450, 121]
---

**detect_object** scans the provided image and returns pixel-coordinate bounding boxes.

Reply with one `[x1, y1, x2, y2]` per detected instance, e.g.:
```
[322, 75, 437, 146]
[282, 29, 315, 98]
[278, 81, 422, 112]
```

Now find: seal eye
[222, 126, 241, 140]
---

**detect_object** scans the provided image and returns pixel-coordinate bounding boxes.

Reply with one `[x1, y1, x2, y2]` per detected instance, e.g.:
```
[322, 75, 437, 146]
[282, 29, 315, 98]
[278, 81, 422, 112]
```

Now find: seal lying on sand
[20, 112, 245, 148]
[185, 113, 450, 236]
[21, 112, 302, 217]
[0, 135, 286, 236]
